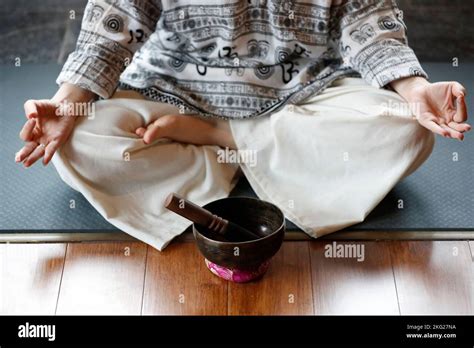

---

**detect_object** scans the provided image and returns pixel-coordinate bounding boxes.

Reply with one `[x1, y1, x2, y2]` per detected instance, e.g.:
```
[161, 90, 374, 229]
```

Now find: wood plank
[0, 243, 66, 315]
[310, 241, 399, 315]
[391, 241, 474, 315]
[142, 242, 227, 315]
[56, 242, 147, 315]
[228, 242, 313, 315]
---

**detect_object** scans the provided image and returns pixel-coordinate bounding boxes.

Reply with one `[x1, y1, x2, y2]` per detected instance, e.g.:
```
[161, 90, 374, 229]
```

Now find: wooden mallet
[164, 193, 261, 242]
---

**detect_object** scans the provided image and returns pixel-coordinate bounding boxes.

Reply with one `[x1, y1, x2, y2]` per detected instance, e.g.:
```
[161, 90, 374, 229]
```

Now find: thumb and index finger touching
[18, 99, 60, 166]
[450, 82, 469, 125]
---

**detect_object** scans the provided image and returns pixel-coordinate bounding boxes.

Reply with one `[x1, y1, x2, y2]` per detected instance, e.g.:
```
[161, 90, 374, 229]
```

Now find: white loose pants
[53, 78, 434, 250]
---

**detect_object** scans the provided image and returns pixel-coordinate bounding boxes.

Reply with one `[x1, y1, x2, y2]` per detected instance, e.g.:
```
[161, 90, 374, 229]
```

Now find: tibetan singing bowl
[193, 197, 285, 272]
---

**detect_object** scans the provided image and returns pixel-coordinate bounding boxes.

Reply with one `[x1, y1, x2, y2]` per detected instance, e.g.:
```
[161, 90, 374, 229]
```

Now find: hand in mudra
[16, 100, 76, 167]
[408, 81, 470, 140]
[16, 84, 96, 167]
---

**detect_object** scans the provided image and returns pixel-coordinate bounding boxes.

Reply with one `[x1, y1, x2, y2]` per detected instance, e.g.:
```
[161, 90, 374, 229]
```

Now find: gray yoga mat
[0, 63, 473, 235]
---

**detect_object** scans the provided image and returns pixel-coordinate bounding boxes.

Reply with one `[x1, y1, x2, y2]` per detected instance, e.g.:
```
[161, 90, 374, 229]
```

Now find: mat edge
[0, 230, 473, 244]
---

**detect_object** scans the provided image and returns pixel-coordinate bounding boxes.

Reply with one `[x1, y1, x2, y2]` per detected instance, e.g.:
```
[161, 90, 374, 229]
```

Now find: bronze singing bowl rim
[193, 196, 285, 245]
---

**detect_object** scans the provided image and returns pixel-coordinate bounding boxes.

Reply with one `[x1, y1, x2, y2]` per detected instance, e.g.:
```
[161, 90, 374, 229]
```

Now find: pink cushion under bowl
[205, 258, 271, 283]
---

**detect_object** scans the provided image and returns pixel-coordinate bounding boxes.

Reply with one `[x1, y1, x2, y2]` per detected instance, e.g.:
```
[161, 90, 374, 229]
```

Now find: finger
[450, 82, 467, 98]
[24, 100, 39, 119]
[419, 119, 450, 137]
[19, 119, 36, 141]
[448, 121, 471, 133]
[24, 99, 57, 119]
[453, 95, 468, 123]
[15, 141, 38, 163]
[135, 127, 146, 137]
[43, 140, 60, 165]
[23, 144, 45, 167]
[440, 124, 464, 140]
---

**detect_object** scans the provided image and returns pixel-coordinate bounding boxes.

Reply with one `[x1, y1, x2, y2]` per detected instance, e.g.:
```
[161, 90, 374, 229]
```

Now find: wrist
[390, 76, 430, 102]
[52, 83, 97, 121]
[52, 83, 97, 104]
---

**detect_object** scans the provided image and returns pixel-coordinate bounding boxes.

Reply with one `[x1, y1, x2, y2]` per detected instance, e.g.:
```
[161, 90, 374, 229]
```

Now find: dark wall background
[0, 0, 473, 64]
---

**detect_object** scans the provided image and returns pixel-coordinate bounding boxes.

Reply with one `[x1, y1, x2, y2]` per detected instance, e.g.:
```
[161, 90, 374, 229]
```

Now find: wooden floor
[1, 240, 473, 315]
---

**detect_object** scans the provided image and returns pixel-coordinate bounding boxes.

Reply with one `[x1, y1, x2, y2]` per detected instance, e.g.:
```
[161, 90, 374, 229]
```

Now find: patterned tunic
[57, 0, 428, 119]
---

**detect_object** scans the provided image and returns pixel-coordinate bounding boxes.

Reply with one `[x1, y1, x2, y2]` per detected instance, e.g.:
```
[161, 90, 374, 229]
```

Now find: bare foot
[135, 114, 236, 149]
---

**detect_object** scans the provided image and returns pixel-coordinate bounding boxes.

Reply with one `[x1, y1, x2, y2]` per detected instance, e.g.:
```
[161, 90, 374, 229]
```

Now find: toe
[135, 127, 146, 137]
[143, 115, 181, 144]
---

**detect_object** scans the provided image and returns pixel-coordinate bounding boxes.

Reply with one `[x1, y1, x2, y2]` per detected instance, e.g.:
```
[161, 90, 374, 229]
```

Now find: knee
[60, 101, 144, 165]
[73, 100, 142, 137]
